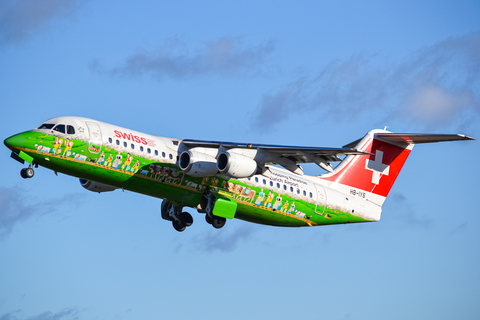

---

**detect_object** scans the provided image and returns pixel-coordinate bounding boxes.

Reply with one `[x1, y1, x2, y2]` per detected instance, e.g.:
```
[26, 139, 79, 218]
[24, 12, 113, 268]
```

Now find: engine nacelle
[79, 179, 117, 193]
[179, 150, 218, 177]
[217, 152, 258, 178]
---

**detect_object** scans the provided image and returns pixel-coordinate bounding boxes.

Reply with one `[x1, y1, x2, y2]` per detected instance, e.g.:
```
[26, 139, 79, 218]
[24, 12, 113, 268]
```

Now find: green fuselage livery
[4, 116, 474, 232]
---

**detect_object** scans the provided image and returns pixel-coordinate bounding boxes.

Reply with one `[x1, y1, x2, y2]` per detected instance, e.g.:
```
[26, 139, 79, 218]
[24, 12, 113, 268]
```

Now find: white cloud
[0, 0, 81, 46]
[253, 33, 480, 130]
[92, 37, 275, 79]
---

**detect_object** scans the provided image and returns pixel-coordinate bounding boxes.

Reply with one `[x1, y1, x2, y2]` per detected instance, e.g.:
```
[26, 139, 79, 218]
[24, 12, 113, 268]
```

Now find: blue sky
[1, 1, 479, 319]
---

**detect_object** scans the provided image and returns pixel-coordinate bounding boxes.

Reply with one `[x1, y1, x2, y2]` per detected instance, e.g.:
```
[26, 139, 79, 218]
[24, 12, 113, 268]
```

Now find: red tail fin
[320, 130, 412, 206]
[320, 130, 474, 206]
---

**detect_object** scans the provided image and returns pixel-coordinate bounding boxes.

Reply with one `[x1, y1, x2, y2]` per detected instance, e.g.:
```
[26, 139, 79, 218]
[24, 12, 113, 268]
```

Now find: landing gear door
[86, 121, 102, 154]
[314, 184, 327, 215]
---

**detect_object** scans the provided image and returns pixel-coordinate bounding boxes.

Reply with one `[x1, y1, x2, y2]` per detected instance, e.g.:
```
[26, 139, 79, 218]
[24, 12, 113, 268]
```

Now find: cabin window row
[108, 137, 173, 160]
[248, 176, 313, 198]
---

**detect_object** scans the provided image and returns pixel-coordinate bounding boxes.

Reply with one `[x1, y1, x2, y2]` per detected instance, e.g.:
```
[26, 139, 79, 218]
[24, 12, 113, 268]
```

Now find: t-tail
[320, 129, 474, 207]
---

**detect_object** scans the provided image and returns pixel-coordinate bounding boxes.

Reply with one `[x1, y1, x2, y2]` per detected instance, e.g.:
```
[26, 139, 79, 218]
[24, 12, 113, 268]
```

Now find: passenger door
[86, 121, 102, 154]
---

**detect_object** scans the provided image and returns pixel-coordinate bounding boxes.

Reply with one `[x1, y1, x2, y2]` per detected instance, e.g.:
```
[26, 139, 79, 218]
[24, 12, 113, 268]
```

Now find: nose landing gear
[20, 165, 36, 179]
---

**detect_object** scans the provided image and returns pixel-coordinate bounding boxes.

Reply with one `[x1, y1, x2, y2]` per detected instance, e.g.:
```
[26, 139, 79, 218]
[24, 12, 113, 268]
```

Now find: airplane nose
[4, 134, 26, 150]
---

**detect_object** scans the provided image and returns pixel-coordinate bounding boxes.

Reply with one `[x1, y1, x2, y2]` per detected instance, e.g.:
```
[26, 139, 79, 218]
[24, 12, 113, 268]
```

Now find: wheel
[205, 214, 213, 224]
[172, 220, 186, 232]
[180, 212, 193, 226]
[20, 168, 27, 179]
[211, 217, 226, 229]
[25, 168, 34, 178]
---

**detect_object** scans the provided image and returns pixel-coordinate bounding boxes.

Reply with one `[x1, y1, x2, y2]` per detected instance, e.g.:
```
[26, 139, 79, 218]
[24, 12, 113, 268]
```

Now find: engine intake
[80, 179, 117, 193]
[179, 150, 218, 177]
[217, 152, 257, 178]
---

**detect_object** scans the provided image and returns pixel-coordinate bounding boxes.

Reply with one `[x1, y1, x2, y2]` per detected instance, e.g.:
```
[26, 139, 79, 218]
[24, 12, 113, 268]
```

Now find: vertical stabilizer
[319, 130, 474, 207]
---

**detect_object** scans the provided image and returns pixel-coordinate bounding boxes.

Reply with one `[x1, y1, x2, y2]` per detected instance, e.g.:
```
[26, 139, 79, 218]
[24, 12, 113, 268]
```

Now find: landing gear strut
[198, 189, 226, 229]
[161, 200, 193, 232]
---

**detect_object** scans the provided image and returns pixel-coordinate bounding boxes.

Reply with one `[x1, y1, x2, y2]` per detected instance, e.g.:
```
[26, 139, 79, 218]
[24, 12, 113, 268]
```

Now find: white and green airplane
[4, 116, 475, 232]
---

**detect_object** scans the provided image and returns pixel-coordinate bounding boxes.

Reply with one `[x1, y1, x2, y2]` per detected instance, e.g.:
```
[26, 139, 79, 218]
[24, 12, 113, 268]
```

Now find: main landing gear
[161, 189, 227, 232]
[161, 200, 193, 232]
[198, 189, 226, 229]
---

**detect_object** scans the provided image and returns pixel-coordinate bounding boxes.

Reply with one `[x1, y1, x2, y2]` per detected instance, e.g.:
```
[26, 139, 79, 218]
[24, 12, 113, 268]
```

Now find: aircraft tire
[180, 212, 193, 226]
[20, 168, 27, 179]
[211, 217, 226, 229]
[25, 168, 34, 178]
[205, 214, 213, 225]
[173, 220, 186, 232]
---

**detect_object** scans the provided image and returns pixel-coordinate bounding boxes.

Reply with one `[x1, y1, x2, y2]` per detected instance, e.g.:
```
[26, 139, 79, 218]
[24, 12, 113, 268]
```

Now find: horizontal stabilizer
[375, 133, 475, 144]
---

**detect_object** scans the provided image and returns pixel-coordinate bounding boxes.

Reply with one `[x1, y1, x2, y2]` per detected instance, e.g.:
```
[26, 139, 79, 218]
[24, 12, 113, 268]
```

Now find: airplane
[3, 116, 475, 232]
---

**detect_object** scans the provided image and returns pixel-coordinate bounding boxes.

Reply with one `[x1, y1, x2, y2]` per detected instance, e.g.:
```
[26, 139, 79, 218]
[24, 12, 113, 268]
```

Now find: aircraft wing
[181, 139, 370, 174]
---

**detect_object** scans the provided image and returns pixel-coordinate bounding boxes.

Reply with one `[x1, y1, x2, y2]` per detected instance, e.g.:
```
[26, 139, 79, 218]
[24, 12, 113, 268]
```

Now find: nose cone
[4, 133, 26, 151]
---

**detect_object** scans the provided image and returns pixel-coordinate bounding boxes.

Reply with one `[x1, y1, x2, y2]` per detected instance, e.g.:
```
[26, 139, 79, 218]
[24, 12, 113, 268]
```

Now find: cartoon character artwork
[280, 200, 289, 212]
[34, 144, 51, 154]
[104, 153, 113, 167]
[287, 201, 295, 214]
[238, 187, 256, 202]
[295, 210, 307, 219]
[122, 154, 133, 171]
[62, 140, 73, 157]
[72, 152, 87, 161]
[131, 160, 140, 173]
[254, 188, 265, 207]
[185, 180, 198, 189]
[264, 191, 274, 208]
[53, 137, 63, 155]
[97, 151, 105, 165]
[272, 196, 282, 211]
[112, 153, 123, 169]
[165, 168, 184, 185]
[210, 176, 219, 191]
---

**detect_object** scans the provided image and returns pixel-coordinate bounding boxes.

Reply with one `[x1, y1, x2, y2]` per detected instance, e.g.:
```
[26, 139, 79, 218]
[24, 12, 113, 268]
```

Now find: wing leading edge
[181, 139, 370, 174]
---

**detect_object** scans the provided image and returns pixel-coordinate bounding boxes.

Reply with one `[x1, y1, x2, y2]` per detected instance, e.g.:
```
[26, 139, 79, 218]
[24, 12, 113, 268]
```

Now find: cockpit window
[38, 123, 55, 130]
[67, 125, 75, 134]
[53, 124, 66, 133]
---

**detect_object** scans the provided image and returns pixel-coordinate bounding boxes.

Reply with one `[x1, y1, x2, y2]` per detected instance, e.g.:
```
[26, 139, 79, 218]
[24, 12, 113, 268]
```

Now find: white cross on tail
[365, 150, 390, 184]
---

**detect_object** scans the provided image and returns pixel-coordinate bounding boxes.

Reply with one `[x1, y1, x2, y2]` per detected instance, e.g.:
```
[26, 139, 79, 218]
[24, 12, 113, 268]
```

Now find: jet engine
[179, 150, 218, 177]
[217, 152, 258, 178]
[79, 179, 117, 193]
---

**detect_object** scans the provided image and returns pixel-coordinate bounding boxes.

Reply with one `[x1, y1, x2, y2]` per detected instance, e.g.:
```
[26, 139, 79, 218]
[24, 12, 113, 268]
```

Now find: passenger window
[123, 141, 127, 147]
[303, 190, 306, 196]
[162, 152, 166, 158]
[277, 183, 280, 188]
[67, 125, 75, 134]
[290, 187, 293, 192]
[283, 185, 287, 190]
[140, 146, 144, 152]
[155, 150, 158, 156]
[116, 140, 120, 146]
[38, 123, 55, 130]
[131, 144, 135, 149]
[297, 189, 300, 194]
[169, 154, 173, 159]
[53, 124, 65, 133]
[255, 177, 259, 183]
[109, 137, 112, 144]
[262, 179, 266, 185]
[309, 192, 313, 198]
[270, 181, 273, 187]
[147, 148, 151, 154]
